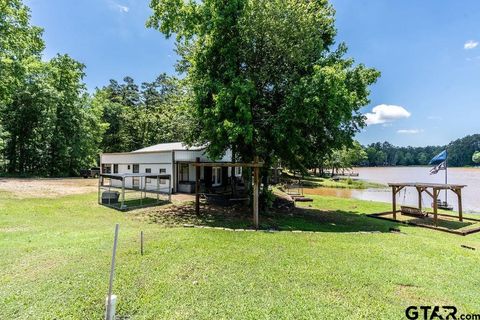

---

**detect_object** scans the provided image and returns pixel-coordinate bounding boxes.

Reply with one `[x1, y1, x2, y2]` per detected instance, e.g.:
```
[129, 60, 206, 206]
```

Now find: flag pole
[445, 150, 448, 204]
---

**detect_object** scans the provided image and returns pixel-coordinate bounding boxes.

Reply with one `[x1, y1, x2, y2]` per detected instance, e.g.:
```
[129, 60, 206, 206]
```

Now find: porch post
[172, 151, 176, 193]
[253, 157, 260, 229]
[98, 176, 102, 205]
[457, 188, 463, 222]
[121, 178, 125, 208]
[140, 176, 143, 206]
[156, 176, 159, 203]
[392, 186, 397, 220]
[168, 175, 172, 202]
[417, 187, 422, 211]
[195, 157, 200, 215]
[433, 188, 438, 227]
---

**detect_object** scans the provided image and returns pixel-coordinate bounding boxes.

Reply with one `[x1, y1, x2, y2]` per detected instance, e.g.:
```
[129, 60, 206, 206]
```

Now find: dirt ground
[0, 177, 198, 201]
[0, 178, 99, 198]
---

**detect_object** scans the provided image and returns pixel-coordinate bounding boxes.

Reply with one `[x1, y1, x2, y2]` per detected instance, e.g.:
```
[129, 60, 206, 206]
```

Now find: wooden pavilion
[389, 182, 465, 225]
[369, 182, 480, 235]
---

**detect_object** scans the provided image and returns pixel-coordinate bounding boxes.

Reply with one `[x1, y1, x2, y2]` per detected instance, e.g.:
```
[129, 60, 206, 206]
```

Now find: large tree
[96, 74, 193, 153]
[148, 0, 380, 197]
[0, 0, 105, 175]
[0, 0, 44, 106]
[0, 0, 45, 170]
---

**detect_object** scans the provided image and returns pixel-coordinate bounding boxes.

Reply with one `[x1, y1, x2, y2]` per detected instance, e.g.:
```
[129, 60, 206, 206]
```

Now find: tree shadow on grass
[132, 201, 399, 233]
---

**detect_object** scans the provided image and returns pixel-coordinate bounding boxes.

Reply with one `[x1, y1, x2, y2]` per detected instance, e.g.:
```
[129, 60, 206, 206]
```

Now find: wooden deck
[368, 211, 480, 236]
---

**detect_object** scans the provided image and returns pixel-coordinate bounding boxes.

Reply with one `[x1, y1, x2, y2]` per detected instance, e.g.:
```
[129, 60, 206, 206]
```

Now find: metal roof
[132, 142, 205, 153]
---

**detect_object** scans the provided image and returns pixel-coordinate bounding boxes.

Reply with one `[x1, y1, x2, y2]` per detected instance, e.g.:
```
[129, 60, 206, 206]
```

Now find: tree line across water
[359, 135, 480, 167]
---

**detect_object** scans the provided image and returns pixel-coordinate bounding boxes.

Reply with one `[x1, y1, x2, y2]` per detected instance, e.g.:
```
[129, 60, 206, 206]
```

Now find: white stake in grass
[106, 224, 119, 320]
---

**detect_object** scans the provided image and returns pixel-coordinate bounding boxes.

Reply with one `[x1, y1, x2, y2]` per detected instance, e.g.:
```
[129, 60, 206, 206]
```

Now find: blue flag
[429, 150, 447, 166]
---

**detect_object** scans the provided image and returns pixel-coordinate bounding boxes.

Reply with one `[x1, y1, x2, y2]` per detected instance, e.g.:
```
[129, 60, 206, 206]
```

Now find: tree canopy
[0, 1, 105, 175]
[3, 0, 476, 179]
[148, 0, 380, 179]
[95, 74, 193, 153]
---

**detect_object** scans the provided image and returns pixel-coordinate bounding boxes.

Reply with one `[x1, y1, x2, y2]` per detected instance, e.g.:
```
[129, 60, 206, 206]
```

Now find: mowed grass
[1, 191, 480, 319]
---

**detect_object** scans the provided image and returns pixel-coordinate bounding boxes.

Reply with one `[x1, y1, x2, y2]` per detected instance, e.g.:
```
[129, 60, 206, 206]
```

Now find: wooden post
[392, 186, 397, 220]
[417, 187, 422, 211]
[195, 157, 200, 215]
[140, 231, 144, 255]
[433, 188, 438, 227]
[253, 156, 260, 229]
[457, 188, 463, 222]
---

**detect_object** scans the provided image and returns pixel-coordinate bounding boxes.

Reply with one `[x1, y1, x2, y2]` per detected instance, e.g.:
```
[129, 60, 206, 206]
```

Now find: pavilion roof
[387, 182, 466, 189]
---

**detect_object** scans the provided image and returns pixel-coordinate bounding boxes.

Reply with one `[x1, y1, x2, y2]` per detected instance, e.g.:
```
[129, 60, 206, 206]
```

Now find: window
[179, 163, 189, 182]
[102, 164, 112, 174]
[212, 167, 222, 186]
[113, 164, 118, 174]
[234, 166, 242, 176]
[132, 164, 140, 188]
[145, 168, 152, 183]
[159, 168, 167, 184]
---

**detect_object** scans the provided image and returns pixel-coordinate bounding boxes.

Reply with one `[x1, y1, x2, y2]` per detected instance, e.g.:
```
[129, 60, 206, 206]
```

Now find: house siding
[100, 145, 234, 193]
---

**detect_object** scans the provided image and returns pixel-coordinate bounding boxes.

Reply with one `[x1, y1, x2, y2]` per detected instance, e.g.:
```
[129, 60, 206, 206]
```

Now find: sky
[26, 0, 480, 147]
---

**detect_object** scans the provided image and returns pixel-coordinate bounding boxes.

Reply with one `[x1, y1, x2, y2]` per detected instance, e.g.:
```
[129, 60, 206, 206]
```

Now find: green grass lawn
[1, 191, 480, 319]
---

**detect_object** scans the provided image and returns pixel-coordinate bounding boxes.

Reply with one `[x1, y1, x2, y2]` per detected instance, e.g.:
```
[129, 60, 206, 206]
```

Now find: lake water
[304, 167, 480, 213]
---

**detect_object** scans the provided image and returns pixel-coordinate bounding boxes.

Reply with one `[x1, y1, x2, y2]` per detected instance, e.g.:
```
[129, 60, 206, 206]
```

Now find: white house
[100, 142, 241, 193]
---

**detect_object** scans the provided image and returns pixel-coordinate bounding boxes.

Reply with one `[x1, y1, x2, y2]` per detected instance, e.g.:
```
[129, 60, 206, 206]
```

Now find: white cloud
[108, 1, 129, 13]
[364, 104, 411, 125]
[117, 4, 129, 12]
[464, 40, 478, 50]
[397, 129, 423, 134]
[466, 56, 480, 62]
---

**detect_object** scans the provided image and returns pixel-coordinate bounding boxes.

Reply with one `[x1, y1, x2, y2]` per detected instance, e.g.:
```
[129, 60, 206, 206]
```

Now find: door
[212, 167, 222, 187]
[132, 164, 139, 188]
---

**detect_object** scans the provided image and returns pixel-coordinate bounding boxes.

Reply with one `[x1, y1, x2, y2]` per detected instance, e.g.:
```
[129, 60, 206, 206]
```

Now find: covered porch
[175, 160, 243, 194]
[192, 157, 264, 229]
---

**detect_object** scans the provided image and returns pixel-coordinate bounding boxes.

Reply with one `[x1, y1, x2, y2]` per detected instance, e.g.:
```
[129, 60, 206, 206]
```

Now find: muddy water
[303, 167, 480, 213]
